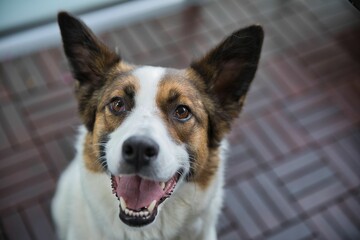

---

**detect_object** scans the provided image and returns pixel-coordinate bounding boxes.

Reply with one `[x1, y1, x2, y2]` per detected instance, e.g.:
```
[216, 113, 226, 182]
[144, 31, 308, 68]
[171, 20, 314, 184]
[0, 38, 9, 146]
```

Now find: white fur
[52, 67, 227, 240]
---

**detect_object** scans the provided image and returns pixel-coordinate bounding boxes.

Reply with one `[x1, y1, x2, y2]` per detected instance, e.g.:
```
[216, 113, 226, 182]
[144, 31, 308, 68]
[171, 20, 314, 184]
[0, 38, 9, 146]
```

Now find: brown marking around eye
[156, 70, 221, 189]
[83, 65, 139, 173]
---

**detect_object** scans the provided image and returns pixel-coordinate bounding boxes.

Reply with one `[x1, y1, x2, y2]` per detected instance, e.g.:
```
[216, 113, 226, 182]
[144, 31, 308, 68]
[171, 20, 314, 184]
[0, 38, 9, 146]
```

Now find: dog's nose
[122, 136, 159, 170]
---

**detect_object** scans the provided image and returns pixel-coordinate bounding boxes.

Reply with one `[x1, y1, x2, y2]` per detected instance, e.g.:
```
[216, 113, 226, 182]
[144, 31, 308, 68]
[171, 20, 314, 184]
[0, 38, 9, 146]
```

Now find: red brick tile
[240, 73, 276, 118]
[298, 181, 347, 212]
[157, 8, 195, 31]
[239, 180, 280, 230]
[0, 124, 11, 151]
[286, 166, 335, 197]
[216, 208, 233, 235]
[0, 145, 37, 170]
[20, 55, 48, 89]
[0, 103, 32, 145]
[221, 0, 251, 23]
[224, 186, 263, 239]
[342, 196, 360, 225]
[328, 205, 360, 239]
[304, 0, 360, 34]
[36, 50, 65, 85]
[23, 203, 56, 240]
[2, 212, 32, 240]
[335, 27, 360, 61]
[273, 150, 322, 181]
[238, 108, 310, 162]
[265, 221, 313, 240]
[240, 120, 279, 161]
[0, 178, 55, 212]
[1, 60, 28, 94]
[132, 43, 188, 68]
[297, 38, 358, 83]
[206, 1, 237, 28]
[0, 145, 55, 212]
[124, 24, 152, 54]
[219, 230, 242, 240]
[255, 172, 298, 221]
[284, 88, 354, 142]
[0, 161, 48, 191]
[161, 8, 205, 43]
[310, 213, 343, 240]
[111, 27, 145, 59]
[323, 134, 360, 189]
[308, 195, 360, 240]
[41, 137, 75, 177]
[262, 55, 319, 98]
[106, 31, 133, 59]
[20, 85, 79, 140]
[141, 19, 174, 50]
[0, 72, 11, 103]
[225, 151, 258, 182]
[326, 75, 360, 122]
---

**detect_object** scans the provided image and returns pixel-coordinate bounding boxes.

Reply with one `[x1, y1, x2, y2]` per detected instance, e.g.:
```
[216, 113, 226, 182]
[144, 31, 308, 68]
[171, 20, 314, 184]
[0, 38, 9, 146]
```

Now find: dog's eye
[174, 105, 192, 122]
[108, 97, 126, 115]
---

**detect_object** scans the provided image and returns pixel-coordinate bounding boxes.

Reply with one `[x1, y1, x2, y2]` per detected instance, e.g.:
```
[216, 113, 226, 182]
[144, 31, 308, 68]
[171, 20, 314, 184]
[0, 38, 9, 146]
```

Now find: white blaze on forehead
[128, 66, 165, 134]
[106, 66, 189, 180]
[133, 66, 165, 114]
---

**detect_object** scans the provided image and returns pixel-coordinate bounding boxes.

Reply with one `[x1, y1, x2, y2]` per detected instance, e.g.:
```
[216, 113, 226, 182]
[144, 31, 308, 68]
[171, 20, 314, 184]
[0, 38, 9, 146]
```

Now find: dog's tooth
[119, 197, 127, 210]
[148, 200, 156, 214]
[160, 182, 165, 190]
[128, 210, 134, 216]
[125, 208, 129, 215]
[139, 211, 145, 217]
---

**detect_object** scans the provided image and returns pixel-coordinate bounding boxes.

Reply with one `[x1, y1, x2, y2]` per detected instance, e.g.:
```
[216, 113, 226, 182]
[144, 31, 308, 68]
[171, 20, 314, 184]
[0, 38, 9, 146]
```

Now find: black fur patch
[185, 145, 196, 181]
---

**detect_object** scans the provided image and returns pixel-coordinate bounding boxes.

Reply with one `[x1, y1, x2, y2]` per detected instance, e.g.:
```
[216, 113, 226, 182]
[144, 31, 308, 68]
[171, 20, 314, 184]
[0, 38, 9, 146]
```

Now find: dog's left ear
[191, 25, 264, 118]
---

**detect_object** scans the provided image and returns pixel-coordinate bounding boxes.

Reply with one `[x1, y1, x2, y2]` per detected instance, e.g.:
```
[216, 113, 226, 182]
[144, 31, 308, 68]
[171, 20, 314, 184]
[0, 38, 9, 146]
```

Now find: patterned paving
[1, 0, 360, 239]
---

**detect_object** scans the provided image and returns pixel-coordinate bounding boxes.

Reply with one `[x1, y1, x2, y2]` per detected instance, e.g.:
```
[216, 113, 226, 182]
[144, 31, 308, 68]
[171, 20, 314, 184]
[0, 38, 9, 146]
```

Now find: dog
[52, 11, 263, 240]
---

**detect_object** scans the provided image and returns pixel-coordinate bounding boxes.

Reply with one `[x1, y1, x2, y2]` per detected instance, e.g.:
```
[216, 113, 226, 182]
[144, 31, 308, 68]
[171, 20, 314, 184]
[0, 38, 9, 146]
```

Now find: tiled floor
[1, 0, 359, 239]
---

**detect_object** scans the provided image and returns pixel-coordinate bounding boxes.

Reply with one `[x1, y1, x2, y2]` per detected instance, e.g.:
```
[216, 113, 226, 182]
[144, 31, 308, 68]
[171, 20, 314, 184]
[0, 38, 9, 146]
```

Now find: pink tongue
[115, 176, 164, 210]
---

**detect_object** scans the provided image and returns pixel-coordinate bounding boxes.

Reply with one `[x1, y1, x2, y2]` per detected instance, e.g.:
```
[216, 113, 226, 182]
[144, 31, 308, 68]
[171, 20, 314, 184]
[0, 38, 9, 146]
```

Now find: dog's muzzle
[110, 135, 183, 227]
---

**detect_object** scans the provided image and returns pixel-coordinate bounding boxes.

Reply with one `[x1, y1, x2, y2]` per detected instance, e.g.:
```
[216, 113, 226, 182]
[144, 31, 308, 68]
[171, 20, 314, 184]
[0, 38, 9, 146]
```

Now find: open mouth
[111, 171, 182, 227]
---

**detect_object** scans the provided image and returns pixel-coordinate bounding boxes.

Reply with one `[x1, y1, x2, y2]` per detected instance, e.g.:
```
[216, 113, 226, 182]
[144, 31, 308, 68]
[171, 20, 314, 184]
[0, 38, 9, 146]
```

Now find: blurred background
[0, 0, 359, 239]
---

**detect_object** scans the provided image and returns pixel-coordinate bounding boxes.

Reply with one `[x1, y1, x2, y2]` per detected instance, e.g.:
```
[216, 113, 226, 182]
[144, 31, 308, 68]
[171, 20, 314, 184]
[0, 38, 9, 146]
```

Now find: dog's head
[58, 12, 263, 228]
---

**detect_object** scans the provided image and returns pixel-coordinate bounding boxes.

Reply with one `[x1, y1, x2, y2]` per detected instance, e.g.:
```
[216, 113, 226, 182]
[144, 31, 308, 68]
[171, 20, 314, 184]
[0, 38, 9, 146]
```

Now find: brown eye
[108, 97, 126, 115]
[174, 105, 192, 122]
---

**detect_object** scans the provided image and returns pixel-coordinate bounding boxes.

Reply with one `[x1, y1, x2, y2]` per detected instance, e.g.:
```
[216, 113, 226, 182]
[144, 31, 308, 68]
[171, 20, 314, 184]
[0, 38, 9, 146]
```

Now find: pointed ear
[57, 11, 120, 85]
[191, 25, 264, 117]
[58, 12, 121, 131]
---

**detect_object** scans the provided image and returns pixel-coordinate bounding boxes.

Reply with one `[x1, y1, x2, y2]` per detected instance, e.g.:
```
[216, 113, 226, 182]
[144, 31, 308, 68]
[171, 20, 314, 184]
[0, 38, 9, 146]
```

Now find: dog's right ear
[58, 12, 120, 131]
[58, 12, 120, 85]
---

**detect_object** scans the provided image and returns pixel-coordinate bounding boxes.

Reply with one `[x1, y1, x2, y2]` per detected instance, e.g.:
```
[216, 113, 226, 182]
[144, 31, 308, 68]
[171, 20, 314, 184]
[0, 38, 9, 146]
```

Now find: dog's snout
[122, 136, 159, 169]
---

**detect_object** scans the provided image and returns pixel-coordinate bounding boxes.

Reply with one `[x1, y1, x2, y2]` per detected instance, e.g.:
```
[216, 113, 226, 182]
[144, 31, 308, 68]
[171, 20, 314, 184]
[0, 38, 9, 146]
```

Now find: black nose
[122, 136, 159, 170]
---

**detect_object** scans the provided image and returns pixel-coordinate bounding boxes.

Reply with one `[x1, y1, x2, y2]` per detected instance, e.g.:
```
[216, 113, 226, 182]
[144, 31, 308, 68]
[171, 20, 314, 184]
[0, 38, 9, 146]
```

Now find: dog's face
[58, 12, 263, 228]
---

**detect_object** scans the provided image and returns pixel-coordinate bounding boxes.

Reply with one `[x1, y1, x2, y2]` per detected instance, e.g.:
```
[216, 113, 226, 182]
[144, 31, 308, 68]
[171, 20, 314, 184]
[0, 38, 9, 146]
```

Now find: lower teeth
[123, 208, 150, 218]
